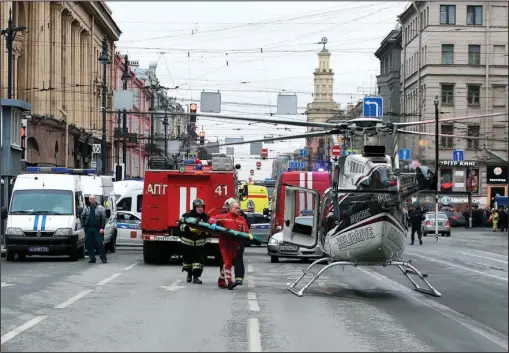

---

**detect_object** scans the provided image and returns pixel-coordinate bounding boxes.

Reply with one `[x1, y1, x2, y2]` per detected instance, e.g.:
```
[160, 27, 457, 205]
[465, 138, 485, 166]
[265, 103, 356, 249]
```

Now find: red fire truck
[141, 155, 246, 264]
[268, 171, 330, 236]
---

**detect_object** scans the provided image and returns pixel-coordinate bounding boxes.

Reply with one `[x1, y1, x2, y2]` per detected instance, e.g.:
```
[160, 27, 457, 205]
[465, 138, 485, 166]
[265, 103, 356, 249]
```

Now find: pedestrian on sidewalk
[81, 194, 107, 263]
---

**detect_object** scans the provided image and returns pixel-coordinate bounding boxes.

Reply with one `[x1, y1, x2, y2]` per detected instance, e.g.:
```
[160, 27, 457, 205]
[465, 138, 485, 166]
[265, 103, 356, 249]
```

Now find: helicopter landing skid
[286, 258, 441, 298]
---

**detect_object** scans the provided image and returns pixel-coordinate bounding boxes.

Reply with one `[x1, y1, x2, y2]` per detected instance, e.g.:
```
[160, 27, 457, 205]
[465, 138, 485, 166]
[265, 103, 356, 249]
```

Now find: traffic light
[20, 126, 26, 160]
[190, 103, 197, 123]
[199, 131, 205, 145]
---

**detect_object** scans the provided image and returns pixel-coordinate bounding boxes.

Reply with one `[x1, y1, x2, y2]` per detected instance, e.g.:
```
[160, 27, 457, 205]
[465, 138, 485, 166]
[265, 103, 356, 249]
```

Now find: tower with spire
[305, 38, 341, 168]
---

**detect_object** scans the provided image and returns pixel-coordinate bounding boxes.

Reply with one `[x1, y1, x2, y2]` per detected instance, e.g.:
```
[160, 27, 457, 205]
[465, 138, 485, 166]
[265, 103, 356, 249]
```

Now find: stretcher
[181, 217, 262, 245]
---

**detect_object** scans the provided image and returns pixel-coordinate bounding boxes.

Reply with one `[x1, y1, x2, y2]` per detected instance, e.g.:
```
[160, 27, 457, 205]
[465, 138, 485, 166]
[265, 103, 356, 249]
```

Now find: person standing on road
[210, 200, 250, 290]
[81, 194, 107, 263]
[497, 207, 507, 232]
[178, 198, 210, 284]
[218, 198, 249, 287]
[409, 206, 424, 245]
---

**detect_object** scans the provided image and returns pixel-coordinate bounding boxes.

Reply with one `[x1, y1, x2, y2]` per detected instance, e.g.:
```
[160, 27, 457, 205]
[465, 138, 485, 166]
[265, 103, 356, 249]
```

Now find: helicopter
[199, 111, 506, 298]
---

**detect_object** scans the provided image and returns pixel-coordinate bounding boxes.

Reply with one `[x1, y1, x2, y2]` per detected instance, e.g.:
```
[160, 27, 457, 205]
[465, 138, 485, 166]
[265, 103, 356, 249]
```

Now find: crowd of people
[454, 206, 508, 232]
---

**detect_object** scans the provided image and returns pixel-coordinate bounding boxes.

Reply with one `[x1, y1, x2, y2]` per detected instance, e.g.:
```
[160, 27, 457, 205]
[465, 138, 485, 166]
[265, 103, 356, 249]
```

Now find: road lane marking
[460, 252, 508, 264]
[161, 280, 185, 292]
[124, 262, 138, 271]
[248, 278, 255, 288]
[247, 264, 254, 273]
[54, 290, 93, 309]
[407, 252, 508, 282]
[359, 268, 508, 350]
[1, 316, 48, 345]
[1, 282, 15, 287]
[248, 317, 262, 352]
[248, 292, 260, 312]
[96, 273, 122, 286]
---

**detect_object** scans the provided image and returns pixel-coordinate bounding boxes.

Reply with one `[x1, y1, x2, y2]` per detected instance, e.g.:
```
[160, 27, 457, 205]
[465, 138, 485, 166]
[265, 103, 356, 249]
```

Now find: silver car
[267, 216, 324, 263]
[421, 212, 451, 237]
[245, 212, 271, 244]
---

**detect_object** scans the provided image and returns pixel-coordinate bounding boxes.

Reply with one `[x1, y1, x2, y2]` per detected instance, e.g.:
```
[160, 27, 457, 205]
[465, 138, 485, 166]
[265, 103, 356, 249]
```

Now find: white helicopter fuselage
[282, 152, 408, 265]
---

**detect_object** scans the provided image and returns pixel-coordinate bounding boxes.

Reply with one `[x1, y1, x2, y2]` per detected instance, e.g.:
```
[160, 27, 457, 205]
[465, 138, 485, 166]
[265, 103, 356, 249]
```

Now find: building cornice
[85, 1, 122, 40]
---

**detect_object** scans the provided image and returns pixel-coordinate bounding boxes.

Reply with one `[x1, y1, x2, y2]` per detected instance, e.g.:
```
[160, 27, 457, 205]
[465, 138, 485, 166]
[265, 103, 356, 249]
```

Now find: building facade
[0, 1, 121, 172]
[398, 1, 508, 207]
[305, 43, 341, 168]
[112, 55, 151, 178]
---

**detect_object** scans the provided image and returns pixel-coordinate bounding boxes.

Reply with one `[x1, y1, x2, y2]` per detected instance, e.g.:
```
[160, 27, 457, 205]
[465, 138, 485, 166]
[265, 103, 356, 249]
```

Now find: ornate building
[0, 1, 121, 171]
[305, 39, 341, 168]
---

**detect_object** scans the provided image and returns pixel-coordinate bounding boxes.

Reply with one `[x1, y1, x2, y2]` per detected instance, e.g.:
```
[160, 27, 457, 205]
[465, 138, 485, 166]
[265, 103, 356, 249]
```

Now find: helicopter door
[282, 186, 320, 249]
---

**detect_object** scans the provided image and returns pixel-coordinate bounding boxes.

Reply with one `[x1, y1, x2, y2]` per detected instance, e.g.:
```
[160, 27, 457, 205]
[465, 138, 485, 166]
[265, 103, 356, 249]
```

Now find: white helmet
[224, 197, 237, 208]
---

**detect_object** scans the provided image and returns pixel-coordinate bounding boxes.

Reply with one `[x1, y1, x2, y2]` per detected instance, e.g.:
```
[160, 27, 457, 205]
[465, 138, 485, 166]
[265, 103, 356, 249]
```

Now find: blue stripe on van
[41, 215, 47, 231]
[33, 215, 40, 230]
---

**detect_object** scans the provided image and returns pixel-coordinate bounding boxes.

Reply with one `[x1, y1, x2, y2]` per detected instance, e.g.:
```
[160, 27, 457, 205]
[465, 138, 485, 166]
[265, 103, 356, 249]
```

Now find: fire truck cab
[141, 155, 245, 264]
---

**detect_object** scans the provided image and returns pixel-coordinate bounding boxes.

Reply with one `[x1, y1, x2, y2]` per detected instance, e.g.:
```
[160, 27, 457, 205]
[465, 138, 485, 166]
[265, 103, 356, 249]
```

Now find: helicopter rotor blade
[394, 112, 506, 127]
[397, 129, 508, 142]
[190, 112, 339, 129]
[206, 130, 335, 148]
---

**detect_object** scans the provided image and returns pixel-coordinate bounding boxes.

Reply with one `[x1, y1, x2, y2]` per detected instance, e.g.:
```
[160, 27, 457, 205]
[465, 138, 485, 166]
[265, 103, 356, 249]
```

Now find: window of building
[493, 85, 507, 107]
[423, 8, 427, 28]
[441, 124, 453, 148]
[441, 84, 454, 105]
[10, 109, 22, 147]
[441, 44, 454, 64]
[468, 45, 481, 65]
[467, 125, 480, 149]
[440, 5, 456, 24]
[467, 85, 481, 105]
[493, 45, 506, 66]
[467, 5, 483, 25]
[490, 5, 508, 26]
[440, 169, 454, 192]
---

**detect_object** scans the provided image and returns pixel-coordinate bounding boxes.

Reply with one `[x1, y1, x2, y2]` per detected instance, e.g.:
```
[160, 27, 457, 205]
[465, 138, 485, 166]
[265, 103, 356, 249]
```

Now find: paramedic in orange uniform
[209, 201, 250, 290]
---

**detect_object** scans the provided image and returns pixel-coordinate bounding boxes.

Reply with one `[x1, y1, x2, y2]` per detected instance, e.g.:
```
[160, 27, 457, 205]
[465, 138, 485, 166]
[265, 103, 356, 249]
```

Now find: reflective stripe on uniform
[235, 277, 244, 281]
[192, 263, 203, 270]
[180, 237, 206, 247]
[182, 263, 192, 269]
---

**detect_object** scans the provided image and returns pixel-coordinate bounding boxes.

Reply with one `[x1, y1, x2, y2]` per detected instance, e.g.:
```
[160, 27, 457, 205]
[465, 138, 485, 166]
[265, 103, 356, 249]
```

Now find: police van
[2, 167, 88, 261]
[114, 179, 143, 217]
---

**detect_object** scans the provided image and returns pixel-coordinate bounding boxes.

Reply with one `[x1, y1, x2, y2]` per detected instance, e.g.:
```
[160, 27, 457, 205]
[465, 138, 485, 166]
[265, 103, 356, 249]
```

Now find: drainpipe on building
[485, 3, 490, 152]
[60, 108, 69, 167]
[397, 15, 407, 145]
[412, 2, 423, 161]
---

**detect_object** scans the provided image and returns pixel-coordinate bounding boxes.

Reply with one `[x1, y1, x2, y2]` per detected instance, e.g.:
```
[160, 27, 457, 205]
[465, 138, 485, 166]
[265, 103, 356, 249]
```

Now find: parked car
[244, 212, 271, 244]
[443, 210, 466, 227]
[421, 212, 451, 237]
[116, 211, 142, 246]
[267, 216, 324, 263]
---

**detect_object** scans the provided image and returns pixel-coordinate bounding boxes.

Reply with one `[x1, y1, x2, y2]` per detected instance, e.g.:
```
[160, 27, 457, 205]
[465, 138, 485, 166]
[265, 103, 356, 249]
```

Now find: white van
[2, 167, 87, 261]
[79, 175, 117, 253]
[114, 180, 143, 217]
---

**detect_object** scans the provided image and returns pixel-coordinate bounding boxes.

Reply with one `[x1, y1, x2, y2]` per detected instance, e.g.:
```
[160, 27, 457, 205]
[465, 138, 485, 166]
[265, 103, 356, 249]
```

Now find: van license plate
[280, 245, 298, 252]
[28, 247, 49, 252]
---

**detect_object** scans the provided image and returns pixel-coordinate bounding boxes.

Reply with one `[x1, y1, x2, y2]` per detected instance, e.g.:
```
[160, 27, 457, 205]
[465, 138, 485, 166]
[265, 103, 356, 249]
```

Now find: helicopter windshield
[359, 165, 396, 189]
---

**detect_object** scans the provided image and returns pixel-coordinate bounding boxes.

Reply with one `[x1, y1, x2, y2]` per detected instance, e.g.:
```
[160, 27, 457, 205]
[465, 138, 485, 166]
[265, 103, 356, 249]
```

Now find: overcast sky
[108, 1, 408, 179]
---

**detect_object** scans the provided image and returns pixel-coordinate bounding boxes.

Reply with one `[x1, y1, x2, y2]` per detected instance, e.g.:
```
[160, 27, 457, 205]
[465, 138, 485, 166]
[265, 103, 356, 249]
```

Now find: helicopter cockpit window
[369, 166, 395, 189]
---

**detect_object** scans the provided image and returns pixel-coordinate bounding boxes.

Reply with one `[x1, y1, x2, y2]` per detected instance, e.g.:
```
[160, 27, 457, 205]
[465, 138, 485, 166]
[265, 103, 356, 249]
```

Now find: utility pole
[121, 54, 131, 174]
[1, 8, 26, 99]
[163, 108, 168, 157]
[149, 86, 156, 157]
[98, 36, 110, 175]
[434, 96, 440, 241]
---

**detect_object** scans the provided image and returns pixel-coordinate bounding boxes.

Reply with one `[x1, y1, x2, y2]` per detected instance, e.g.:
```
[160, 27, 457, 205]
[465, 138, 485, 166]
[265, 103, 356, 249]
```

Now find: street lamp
[99, 36, 110, 175]
[434, 95, 439, 240]
[120, 55, 131, 175]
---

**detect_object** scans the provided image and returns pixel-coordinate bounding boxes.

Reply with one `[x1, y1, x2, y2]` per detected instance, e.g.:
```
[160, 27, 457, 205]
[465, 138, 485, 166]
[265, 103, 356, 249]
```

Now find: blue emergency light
[300, 210, 313, 216]
[25, 167, 97, 175]
[125, 177, 144, 181]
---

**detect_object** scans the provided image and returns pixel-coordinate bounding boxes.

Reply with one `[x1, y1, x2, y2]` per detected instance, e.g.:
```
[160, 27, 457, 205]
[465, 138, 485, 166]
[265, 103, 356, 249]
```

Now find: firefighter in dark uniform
[409, 206, 424, 245]
[218, 198, 250, 287]
[178, 198, 210, 284]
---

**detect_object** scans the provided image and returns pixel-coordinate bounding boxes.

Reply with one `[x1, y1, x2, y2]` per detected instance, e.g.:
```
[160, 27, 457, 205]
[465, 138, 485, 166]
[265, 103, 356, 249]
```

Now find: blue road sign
[453, 150, 464, 161]
[299, 162, 305, 169]
[299, 149, 308, 157]
[399, 148, 411, 161]
[363, 96, 384, 118]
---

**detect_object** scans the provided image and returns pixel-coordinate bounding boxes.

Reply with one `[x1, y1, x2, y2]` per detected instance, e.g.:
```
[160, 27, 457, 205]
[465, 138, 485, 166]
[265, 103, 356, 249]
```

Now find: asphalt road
[1, 229, 507, 352]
